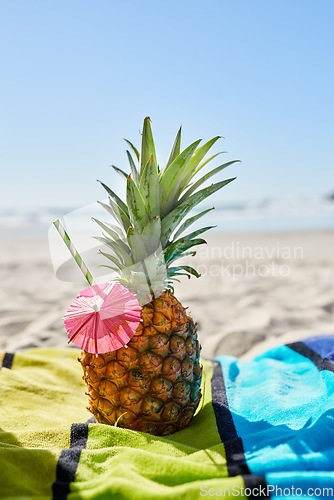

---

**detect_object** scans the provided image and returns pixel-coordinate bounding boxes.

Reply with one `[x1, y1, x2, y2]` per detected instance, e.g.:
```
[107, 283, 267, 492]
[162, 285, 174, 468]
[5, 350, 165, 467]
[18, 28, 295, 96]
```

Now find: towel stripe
[211, 360, 250, 476]
[287, 342, 322, 368]
[243, 475, 269, 499]
[322, 358, 334, 373]
[1, 353, 14, 369]
[287, 341, 334, 372]
[52, 423, 89, 500]
[211, 361, 269, 497]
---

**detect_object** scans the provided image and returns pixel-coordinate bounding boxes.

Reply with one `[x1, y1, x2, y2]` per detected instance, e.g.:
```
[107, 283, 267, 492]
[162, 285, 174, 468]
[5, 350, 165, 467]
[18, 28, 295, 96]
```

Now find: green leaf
[164, 238, 206, 264]
[102, 233, 132, 258]
[126, 150, 139, 185]
[109, 198, 132, 232]
[140, 117, 157, 175]
[169, 249, 197, 261]
[98, 264, 121, 274]
[142, 215, 161, 254]
[113, 276, 132, 288]
[168, 265, 201, 278]
[167, 271, 190, 279]
[179, 136, 221, 193]
[189, 152, 225, 180]
[97, 200, 131, 232]
[179, 161, 240, 204]
[111, 165, 128, 181]
[139, 155, 160, 217]
[174, 225, 215, 242]
[92, 218, 123, 242]
[173, 208, 214, 240]
[97, 180, 129, 216]
[124, 138, 140, 162]
[160, 139, 202, 216]
[94, 236, 133, 267]
[126, 177, 148, 230]
[166, 250, 198, 266]
[127, 226, 148, 262]
[163, 125, 182, 172]
[98, 251, 126, 270]
[103, 222, 126, 240]
[161, 178, 236, 244]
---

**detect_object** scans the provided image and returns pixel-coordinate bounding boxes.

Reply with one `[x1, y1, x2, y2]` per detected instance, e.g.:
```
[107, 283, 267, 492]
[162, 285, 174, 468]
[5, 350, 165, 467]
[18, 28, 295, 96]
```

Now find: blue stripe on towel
[302, 335, 334, 362]
[288, 338, 334, 372]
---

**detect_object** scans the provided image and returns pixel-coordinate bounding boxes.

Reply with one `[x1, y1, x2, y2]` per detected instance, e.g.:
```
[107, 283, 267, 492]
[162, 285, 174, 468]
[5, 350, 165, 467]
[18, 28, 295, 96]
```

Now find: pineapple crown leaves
[163, 125, 182, 172]
[95, 117, 239, 298]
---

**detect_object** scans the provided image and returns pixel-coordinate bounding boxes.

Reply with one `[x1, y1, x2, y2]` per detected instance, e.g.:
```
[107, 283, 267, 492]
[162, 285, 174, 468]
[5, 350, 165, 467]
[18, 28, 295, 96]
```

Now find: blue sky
[1, 0, 333, 210]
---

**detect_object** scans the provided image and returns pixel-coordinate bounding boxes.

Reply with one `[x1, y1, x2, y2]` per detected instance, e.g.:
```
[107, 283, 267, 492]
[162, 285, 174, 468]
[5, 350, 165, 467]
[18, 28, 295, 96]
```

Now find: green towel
[3, 341, 333, 499]
[0, 348, 246, 500]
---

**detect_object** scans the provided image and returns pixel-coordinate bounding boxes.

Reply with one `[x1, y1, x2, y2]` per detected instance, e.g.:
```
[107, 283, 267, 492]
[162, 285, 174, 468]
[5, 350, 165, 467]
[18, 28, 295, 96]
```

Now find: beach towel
[0, 336, 334, 499]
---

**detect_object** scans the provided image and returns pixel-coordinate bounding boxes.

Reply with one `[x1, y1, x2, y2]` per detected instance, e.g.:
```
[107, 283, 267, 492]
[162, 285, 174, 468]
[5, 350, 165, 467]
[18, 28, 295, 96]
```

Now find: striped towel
[0, 337, 334, 499]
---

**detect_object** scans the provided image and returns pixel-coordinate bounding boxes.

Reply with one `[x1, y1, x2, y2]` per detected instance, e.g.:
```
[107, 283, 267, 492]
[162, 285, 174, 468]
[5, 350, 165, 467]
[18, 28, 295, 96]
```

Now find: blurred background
[1, 0, 334, 236]
[0, 0, 333, 357]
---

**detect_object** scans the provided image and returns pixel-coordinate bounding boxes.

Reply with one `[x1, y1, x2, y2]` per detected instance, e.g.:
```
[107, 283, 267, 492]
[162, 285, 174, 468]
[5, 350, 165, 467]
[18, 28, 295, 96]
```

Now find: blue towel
[214, 335, 334, 498]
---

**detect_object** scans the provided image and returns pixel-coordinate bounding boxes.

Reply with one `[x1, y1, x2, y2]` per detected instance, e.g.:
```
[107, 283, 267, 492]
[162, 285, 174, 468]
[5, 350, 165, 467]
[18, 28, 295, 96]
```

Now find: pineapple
[79, 118, 238, 436]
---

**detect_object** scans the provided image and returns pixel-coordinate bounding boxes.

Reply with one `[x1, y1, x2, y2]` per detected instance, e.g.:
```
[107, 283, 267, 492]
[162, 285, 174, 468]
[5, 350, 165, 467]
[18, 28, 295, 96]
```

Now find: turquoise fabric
[216, 336, 334, 497]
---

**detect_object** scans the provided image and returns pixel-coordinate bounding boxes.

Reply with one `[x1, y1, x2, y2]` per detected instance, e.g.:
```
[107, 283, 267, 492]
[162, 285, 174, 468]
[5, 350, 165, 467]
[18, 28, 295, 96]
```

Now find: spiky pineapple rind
[80, 291, 202, 436]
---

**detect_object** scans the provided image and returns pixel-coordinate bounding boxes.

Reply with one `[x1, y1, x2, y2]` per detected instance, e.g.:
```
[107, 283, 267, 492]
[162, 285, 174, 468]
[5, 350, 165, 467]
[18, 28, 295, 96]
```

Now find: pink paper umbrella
[64, 282, 141, 354]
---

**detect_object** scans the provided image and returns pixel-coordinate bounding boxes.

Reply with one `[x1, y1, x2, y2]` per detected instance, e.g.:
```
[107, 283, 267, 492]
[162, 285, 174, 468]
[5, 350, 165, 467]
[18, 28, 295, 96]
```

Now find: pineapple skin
[79, 291, 202, 436]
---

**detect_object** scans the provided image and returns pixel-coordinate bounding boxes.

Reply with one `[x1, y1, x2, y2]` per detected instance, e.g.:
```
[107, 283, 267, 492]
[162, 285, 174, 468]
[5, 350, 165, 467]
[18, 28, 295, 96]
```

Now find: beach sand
[0, 231, 333, 360]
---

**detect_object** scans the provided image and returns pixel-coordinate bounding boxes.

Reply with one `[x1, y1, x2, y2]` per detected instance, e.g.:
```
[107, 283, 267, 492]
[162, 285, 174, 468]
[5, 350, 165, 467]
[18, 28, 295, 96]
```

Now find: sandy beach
[0, 231, 333, 360]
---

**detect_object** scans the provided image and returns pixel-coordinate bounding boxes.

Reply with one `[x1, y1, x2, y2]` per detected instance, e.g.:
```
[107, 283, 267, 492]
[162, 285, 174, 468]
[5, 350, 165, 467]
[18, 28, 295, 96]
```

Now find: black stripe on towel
[52, 423, 89, 500]
[1, 353, 14, 369]
[287, 342, 323, 369]
[243, 475, 269, 499]
[287, 341, 334, 372]
[211, 360, 250, 476]
[321, 358, 334, 373]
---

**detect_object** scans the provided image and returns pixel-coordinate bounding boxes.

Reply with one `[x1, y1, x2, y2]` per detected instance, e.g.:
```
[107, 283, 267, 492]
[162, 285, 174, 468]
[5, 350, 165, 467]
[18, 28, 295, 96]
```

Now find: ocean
[1, 196, 334, 240]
